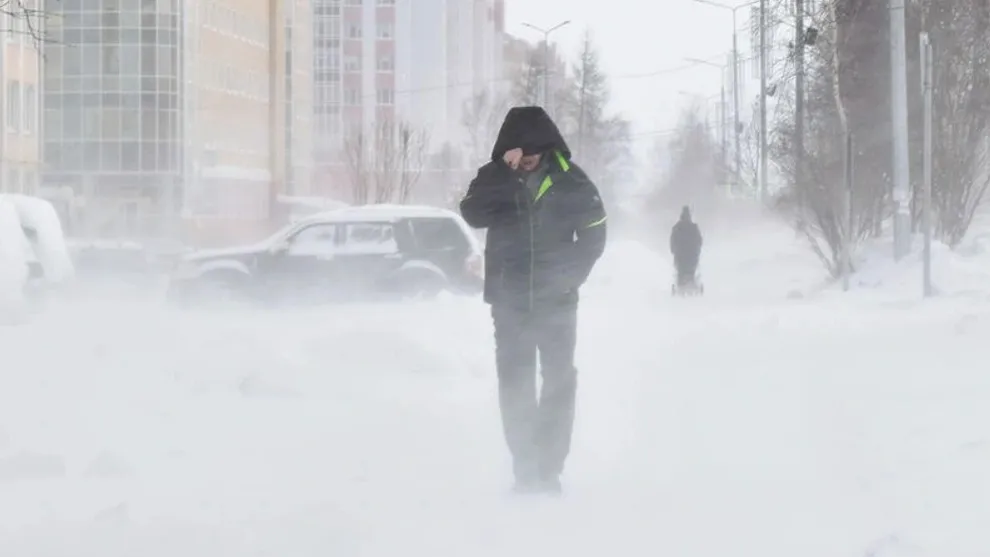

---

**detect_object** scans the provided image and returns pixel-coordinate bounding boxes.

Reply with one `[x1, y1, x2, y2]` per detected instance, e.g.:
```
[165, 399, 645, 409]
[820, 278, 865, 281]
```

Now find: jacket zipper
[528, 199, 535, 312]
[523, 178, 536, 311]
[514, 175, 536, 312]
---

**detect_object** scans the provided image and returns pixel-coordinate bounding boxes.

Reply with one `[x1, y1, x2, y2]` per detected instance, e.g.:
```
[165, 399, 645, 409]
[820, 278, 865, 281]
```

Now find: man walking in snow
[459, 106, 607, 494]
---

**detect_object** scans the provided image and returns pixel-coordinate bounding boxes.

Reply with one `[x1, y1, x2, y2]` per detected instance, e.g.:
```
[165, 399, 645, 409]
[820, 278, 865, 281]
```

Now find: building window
[345, 88, 360, 105]
[345, 0, 362, 5]
[316, 17, 339, 39]
[204, 2, 216, 27]
[347, 23, 362, 39]
[377, 0, 395, 4]
[6, 81, 20, 132]
[23, 84, 35, 134]
[376, 23, 393, 40]
[376, 88, 393, 105]
[376, 56, 393, 72]
[6, 13, 19, 42]
[344, 55, 360, 72]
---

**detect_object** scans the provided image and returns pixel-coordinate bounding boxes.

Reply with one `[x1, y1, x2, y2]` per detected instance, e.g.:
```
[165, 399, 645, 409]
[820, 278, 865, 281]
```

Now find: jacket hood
[491, 106, 571, 161]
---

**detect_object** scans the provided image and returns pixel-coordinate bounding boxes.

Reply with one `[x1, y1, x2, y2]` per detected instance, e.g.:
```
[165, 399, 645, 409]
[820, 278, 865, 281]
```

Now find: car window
[288, 224, 337, 255]
[409, 217, 468, 251]
[340, 222, 398, 254]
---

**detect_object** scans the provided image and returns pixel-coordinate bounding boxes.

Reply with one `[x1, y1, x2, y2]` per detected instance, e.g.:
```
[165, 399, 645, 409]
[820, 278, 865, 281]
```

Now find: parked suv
[168, 204, 484, 306]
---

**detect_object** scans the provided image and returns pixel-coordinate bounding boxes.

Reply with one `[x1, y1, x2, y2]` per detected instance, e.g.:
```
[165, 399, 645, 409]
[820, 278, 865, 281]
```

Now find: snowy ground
[1, 212, 989, 556]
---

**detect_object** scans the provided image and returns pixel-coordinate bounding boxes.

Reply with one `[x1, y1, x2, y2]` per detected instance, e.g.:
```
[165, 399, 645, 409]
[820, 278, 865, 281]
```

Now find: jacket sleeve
[560, 168, 607, 291]
[459, 161, 518, 229]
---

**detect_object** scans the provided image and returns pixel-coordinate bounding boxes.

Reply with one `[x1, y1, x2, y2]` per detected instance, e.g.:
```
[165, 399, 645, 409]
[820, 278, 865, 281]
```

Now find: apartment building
[312, 0, 501, 201]
[311, 0, 397, 197]
[284, 0, 314, 201]
[41, 0, 312, 243]
[442, 0, 500, 139]
[1, 8, 43, 196]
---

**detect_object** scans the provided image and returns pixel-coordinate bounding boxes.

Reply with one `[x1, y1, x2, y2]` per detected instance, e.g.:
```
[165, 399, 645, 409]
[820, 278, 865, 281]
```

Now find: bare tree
[564, 30, 633, 206]
[913, 0, 990, 246]
[2, 0, 47, 43]
[509, 39, 576, 129]
[343, 119, 429, 205]
[738, 111, 760, 192]
[461, 88, 509, 167]
[651, 103, 721, 215]
[769, 0, 893, 275]
[511, 46, 542, 106]
[769, 0, 990, 274]
[342, 129, 371, 205]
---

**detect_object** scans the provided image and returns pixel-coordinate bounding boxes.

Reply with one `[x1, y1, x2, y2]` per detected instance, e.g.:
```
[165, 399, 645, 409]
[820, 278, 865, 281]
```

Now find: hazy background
[505, 0, 729, 151]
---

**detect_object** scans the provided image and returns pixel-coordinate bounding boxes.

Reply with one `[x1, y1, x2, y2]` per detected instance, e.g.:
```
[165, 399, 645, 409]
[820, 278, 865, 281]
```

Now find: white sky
[504, 0, 738, 151]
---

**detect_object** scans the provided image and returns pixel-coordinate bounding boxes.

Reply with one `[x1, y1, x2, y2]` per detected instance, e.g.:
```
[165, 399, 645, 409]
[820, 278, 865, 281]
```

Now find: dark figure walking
[460, 106, 607, 494]
[670, 206, 703, 288]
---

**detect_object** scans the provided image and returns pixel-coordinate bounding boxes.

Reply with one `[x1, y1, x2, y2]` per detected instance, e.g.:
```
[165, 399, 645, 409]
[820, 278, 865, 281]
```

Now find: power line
[344, 53, 728, 101]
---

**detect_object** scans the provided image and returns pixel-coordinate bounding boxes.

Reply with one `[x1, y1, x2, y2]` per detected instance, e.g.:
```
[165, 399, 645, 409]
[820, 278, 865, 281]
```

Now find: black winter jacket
[670, 216, 702, 268]
[460, 107, 607, 309]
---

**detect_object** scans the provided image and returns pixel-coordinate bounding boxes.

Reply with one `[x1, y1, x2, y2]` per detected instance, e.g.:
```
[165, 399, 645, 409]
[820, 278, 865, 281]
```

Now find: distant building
[311, 0, 501, 203]
[40, 0, 312, 245]
[0, 11, 43, 197]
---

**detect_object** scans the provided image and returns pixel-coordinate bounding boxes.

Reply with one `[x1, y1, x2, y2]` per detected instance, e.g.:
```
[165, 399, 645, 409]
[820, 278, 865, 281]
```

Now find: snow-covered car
[69, 238, 188, 290]
[276, 195, 349, 223]
[0, 194, 74, 317]
[167, 204, 484, 306]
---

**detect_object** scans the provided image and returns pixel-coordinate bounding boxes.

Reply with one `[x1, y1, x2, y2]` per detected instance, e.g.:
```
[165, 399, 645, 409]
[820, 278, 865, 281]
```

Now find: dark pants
[491, 302, 579, 482]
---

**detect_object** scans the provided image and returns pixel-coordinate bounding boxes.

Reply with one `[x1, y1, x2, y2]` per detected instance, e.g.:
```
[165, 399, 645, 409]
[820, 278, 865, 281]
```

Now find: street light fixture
[521, 20, 571, 114]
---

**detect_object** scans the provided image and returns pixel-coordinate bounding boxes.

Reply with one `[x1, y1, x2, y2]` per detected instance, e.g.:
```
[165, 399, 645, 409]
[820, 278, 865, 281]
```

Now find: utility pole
[759, 0, 768, 201]
[543, 39, 550, 109]
[732, 23, 741, 193]
[721, 81, 728, 179]
[920, 32, 934, 297]
[795, 0, 805, 227]
[891, 0, 912, 259]
[693, 0, 760, 193]
[521, 20, 571, 115]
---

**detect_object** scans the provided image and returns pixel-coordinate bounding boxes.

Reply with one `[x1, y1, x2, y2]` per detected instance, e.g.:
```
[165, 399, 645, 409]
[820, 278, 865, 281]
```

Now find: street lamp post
[521, 20, 571, 114]
[759, 0, 767, 201]
[692, 0, 763, 197]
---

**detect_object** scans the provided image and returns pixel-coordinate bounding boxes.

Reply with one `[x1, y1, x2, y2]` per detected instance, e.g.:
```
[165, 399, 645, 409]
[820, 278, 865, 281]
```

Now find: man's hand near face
[502, 148, 523, 170]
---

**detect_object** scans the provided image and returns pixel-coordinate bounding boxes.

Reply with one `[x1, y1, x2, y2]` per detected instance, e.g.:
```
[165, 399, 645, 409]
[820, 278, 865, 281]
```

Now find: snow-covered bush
[2, 194, 74, 284]
[0, 197, 30, 319]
